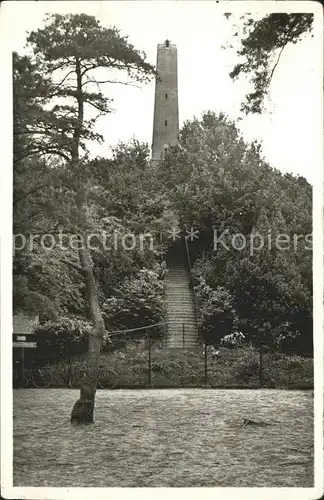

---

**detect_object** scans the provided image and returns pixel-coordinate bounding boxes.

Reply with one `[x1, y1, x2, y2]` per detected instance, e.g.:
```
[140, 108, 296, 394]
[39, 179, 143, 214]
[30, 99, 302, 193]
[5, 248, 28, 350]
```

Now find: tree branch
[52, 69, 76, 89]
[14, 148, 71, 164]
[59, 259, 83, 273]
[83, 99, 109, 113]
[81, 78, 140, 88]
[267, 26, 295, 86]
[13, 184, 48, 206]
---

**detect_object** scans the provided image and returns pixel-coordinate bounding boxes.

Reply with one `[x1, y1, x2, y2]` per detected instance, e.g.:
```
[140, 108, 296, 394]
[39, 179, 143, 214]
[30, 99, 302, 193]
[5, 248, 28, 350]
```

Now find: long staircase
[164, 242, 199, 348]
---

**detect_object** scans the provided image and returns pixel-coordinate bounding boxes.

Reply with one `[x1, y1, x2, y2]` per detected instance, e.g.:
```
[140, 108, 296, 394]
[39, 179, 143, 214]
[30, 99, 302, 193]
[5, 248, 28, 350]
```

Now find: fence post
[67, 336, 71, 386]
[182, 323, 185, 348]
[148, 330, 152, 386]
[20, 346, 25, 386]
[204, 341, 208, 387]
[259, 345, 263, 387]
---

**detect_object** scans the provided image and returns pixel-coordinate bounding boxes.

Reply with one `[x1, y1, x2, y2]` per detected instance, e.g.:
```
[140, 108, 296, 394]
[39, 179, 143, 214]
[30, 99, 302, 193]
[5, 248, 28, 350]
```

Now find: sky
[2, 0, 323, 184]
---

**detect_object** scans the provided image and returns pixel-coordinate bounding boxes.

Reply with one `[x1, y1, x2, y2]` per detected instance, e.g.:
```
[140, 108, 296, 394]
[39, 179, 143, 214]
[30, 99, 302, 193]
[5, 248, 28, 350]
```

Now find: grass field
[13, 388, 313, 487]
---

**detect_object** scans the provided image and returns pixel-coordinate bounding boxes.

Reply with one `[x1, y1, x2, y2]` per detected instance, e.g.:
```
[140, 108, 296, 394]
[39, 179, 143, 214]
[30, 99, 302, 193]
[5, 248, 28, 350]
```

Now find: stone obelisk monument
[152, 40, 179, 162]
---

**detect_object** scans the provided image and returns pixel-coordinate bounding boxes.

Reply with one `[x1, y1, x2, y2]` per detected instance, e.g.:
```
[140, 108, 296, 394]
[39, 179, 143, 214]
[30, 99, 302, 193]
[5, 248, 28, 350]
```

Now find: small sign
[13, 333, 36, 343]
[13, 341, 37, 348]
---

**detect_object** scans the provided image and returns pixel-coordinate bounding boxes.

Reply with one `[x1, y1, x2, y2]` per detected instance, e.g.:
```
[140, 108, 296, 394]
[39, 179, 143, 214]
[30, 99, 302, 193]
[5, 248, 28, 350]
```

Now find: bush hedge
[48, 342, 313, 389]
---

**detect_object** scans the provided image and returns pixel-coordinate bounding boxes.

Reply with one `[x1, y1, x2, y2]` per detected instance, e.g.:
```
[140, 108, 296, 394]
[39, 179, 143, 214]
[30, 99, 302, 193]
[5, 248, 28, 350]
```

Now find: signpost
[13, 333, 37, 348]
[13, 341, 37, 348]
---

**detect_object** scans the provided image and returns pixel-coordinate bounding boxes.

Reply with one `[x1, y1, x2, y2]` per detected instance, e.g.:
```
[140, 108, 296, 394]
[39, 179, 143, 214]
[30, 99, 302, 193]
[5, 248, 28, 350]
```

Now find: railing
[106, 322, 167, 338]
[184, 236, 201, 331]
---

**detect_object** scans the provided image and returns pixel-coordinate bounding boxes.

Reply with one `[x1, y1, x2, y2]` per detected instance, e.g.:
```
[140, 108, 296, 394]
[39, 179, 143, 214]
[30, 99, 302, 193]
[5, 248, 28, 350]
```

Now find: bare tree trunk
[70, 58, 106, 424]
[70, 244, 106, 424]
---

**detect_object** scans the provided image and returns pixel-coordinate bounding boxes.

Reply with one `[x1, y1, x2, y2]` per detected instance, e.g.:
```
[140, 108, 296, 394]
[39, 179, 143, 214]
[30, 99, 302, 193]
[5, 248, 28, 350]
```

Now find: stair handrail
[184, 236, 201, 328]
[107, 321, 167, 337]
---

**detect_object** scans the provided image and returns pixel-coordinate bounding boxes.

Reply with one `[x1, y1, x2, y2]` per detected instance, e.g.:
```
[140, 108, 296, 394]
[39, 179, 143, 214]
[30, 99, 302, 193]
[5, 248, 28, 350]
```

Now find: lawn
[13, 388, 313, 487]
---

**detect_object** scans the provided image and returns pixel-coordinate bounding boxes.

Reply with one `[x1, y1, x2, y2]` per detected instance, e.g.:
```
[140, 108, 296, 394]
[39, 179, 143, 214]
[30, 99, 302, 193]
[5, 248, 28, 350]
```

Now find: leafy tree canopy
[227, 13, 313, 113]
[160, 111, 312, 351]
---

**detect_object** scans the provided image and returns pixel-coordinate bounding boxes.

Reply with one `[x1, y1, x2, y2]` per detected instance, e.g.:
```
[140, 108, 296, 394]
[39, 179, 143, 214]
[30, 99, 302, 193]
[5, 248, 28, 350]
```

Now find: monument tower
[152, 40, 179, 161]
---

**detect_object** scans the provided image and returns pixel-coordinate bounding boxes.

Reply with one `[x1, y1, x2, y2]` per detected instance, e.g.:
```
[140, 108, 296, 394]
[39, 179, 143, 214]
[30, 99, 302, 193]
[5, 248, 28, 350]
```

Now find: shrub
[193, 277, 236, 344]
[237, 360, 260, 381]
[35, 316, 92, 363]
[102, 267, 166, 335]
[221, 331, 245, 348]
[47, 341, 313, 388]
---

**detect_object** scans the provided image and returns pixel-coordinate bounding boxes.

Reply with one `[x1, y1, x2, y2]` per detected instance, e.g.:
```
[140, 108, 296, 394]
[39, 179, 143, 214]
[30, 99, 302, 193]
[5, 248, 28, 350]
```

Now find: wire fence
[13, 321, 313, 389]
[101, 323, 313, 389]
[140, 337, 313, 389]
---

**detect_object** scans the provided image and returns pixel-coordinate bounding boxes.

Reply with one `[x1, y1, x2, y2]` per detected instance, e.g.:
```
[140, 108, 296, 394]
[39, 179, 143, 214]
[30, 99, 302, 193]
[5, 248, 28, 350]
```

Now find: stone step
[166, 286, 192, 290]
[166, 294, 194, 297]
[166, 281, 193, 285]
[166, 287, 194, 290]
[167, 268, 189, 272]
[166, 292, 193, 296]
[167, 323, 197, 327]
[167, 269, 189, 273]
[166, 305, 195, 309]
[167, 314, 196, 318]
[167, 318, 197, 323]
[167, 333, 198, 338]
[165, 334, 198, 338]
[167, 320, 197, 323]
[167, 333, 198, 339]
[167, 338, 198, 342]
[166, 304, 196, 309]
[167, 304, 196, 307]
[165, 332, 198, 336]
[167, 328, 197, 332]
[166, 300, 195, 304]
[167, 302, 196, 306]
[167, 314, 197, 319]
[167, 277, 190, 281]
[167, 303, 196, 308]
[167, 328, 198, 332]
[166, 299, 195, 303]
[167, 317, 197, 322]
[165, 294, 194, 297]
[164, 337, 198, 343]
[167, 305, 196, 309]
[166, 301, 195, 306]
[166, 339, 198, 344]
[166, 283, 193, 287]
[167, 314, 196, 317]
[167, 312, 196, 317]
[166, 297, 194, 302]
[166, 342, 198, 346]
[166, 276, 190, 280]
[166, 276, 190, 279]
[164, 343, 198, 349]
[166, 301, 195, 304]
[167, 270, 189, 274]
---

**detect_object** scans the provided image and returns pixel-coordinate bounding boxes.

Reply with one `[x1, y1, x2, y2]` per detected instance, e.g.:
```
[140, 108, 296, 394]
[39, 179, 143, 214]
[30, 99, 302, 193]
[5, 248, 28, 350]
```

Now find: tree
[161, 112, 312, 351]
[226, 13, 314, 113]
[18, 13, 155, 423]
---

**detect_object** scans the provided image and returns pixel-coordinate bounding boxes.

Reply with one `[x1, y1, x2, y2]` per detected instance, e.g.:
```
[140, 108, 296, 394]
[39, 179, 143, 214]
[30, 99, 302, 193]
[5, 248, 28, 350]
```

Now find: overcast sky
[3, 0, 322, 184]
